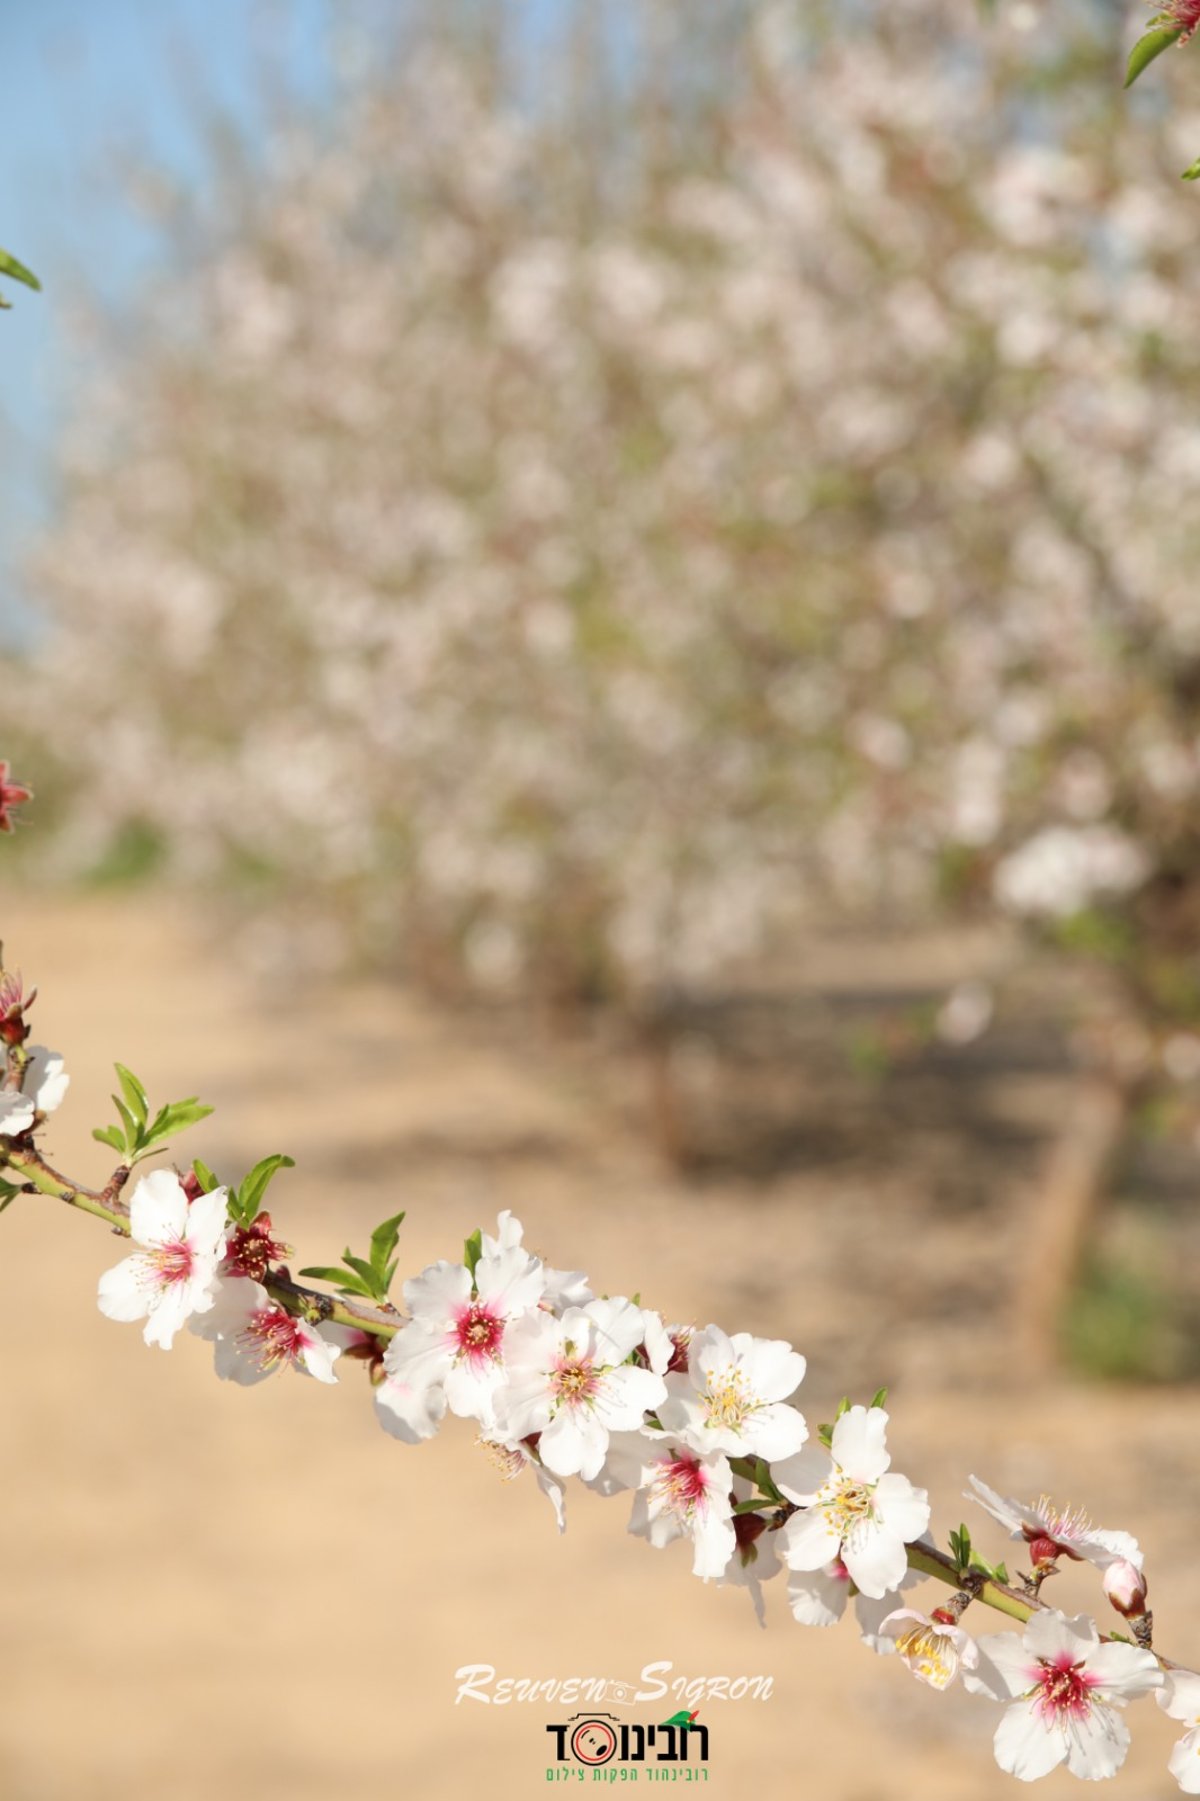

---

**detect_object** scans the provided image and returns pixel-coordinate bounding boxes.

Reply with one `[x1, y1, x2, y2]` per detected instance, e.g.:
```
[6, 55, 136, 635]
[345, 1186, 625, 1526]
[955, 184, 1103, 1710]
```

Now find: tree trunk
[1014, 1073, 1132, 1368]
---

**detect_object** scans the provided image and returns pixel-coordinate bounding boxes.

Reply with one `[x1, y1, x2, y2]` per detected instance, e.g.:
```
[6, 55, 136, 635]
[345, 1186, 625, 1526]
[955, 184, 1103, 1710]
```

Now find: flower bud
[0, 969, 36, 1047]
[1102, 1558, 1148, 1618]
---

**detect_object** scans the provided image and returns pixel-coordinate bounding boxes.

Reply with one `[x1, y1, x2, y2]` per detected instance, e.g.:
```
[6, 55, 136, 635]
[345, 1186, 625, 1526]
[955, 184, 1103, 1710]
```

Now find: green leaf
[0, 1176, 23, 1213]
[236, 1153, 294, 1224]
[92, 1124, 126, 1152]
[753, 1456, 784, 1504]
[1125, 21, 1182, 88]
[969, 1549, 1009, 1584]
[368, 1209, 406, 1276]
[112, 1095, 138, 1151]
[137, 1098, 213, 1157]
[835, 1395, 851, 1419]
[870, 1386, 888, 1410]
[817, 1421, 834, 1448]
[0, 246, 40, 291]
[114, 1064, 148, 1127]
[1183, 155, 1200, 180]
[341, 1251, 380, 1293]
[463, 1228, 483, 1280]
[297, 1263, 375, 1298]
[192, 1158, 220, 1194]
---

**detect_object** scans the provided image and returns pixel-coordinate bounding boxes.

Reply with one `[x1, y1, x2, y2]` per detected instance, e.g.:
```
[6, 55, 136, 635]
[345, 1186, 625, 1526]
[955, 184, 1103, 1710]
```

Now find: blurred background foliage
[6, 0, 1200, 1375]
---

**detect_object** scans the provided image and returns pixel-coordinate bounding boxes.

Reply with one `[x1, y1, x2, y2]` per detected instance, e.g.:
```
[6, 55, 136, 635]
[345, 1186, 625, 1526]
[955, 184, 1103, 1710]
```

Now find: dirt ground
[0, 892, 1196, 1801]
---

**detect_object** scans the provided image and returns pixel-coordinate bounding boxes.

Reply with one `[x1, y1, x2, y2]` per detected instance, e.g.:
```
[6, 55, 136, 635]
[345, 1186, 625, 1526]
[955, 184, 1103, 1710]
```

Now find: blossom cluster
[3, 996, 1196, 1789]
[18, 1, 1200, 1090]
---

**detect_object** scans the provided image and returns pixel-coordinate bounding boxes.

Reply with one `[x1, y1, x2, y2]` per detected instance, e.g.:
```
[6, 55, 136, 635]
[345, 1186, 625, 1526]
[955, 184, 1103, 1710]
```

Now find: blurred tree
[18, 2, 1200, 1328]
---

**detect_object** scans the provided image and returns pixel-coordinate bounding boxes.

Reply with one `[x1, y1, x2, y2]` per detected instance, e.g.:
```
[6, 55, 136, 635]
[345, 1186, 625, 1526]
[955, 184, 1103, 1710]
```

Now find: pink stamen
[551, 1355, 598, 1406]
[240, 1306, 311, 1372]
[652, 1451, 711, 1519]
[147, 1238, 195, 1289]
[453, 1302, 506, 1365]
[1032, 1655, 1097, 1722]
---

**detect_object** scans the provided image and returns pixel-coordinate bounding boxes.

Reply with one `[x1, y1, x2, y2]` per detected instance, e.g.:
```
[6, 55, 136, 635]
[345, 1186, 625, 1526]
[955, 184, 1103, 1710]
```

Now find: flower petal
[748, 1400, 807, 1462]
[736, 1332, 806, 1404]
[374, 1372, 446, 1443]
[780, 1507, 842, 1572]
[993, 1701, 1069, 1782]
[97, 1254, 152, 1323]
[787, 1565, 850, 1628]
[773, 1441, 834, 1504]
[1063, 1703, 1131, 1781]
[1168, 1726, 1200, 1795]
[474, 1245, 544, 1317]
[403, 1259, 472, 1325]
[830, 1405, 891, 1483]
[1161, 1670, 1200, 1727]
[129, 1169, 189, 1248]
[1022, 1609, 1098, 1666]
[965, 1634, 1041, 1702]
[1084, 1640, 1162, 1701]
[843, 1518, 908, 1599]
[540, 1406, 607, 1480]
[873, 1472, 931, 1544]
[185, 1188, 230, 1258]
[142, 1282, 190, 1350]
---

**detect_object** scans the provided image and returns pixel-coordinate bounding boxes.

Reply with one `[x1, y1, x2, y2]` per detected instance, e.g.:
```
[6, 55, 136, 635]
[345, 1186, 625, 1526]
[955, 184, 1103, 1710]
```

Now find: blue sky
[0, 0, 575, 644]
[0, 0, 332, 640]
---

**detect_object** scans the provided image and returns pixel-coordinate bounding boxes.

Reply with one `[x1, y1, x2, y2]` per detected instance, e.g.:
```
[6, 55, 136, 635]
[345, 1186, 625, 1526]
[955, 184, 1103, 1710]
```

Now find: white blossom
[97, 1171, 228, 1349]
[965, 1610, 1161, 1782]
[774, 1406, 930, 1600]
[656, 1324, 807, 1462]
[498, 1298, 668, 1481]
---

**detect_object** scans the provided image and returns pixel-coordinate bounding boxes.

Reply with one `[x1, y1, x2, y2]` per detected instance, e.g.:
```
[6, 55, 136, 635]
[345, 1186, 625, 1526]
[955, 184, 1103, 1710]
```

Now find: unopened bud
[1102, 1558, 1148, 1619]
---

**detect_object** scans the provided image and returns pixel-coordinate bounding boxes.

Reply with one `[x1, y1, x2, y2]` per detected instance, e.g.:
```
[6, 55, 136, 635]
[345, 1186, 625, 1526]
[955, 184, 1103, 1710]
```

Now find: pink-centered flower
[0, 1045, 68, 1136]
[0, 762, 32, 834]
[602, 1432, 735, 1579]
[498, 1297, 668, 1480]
[656, 1323, 807, 1462]
[965, 1609, 1161, 1782]
[966, 1475, 1141, 1573]
[381, 1233, 546, 1432]
[775, 1406, 930, 1600]
[192, 1275, 342, 1383]
[97, 1170, 228, 1349]
[1159, 1667, 1200, 1794]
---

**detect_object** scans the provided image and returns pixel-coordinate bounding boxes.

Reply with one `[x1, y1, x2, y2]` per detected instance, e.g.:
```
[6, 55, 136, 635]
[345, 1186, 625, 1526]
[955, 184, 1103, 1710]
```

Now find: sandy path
[0, 893, 1195, 1800]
